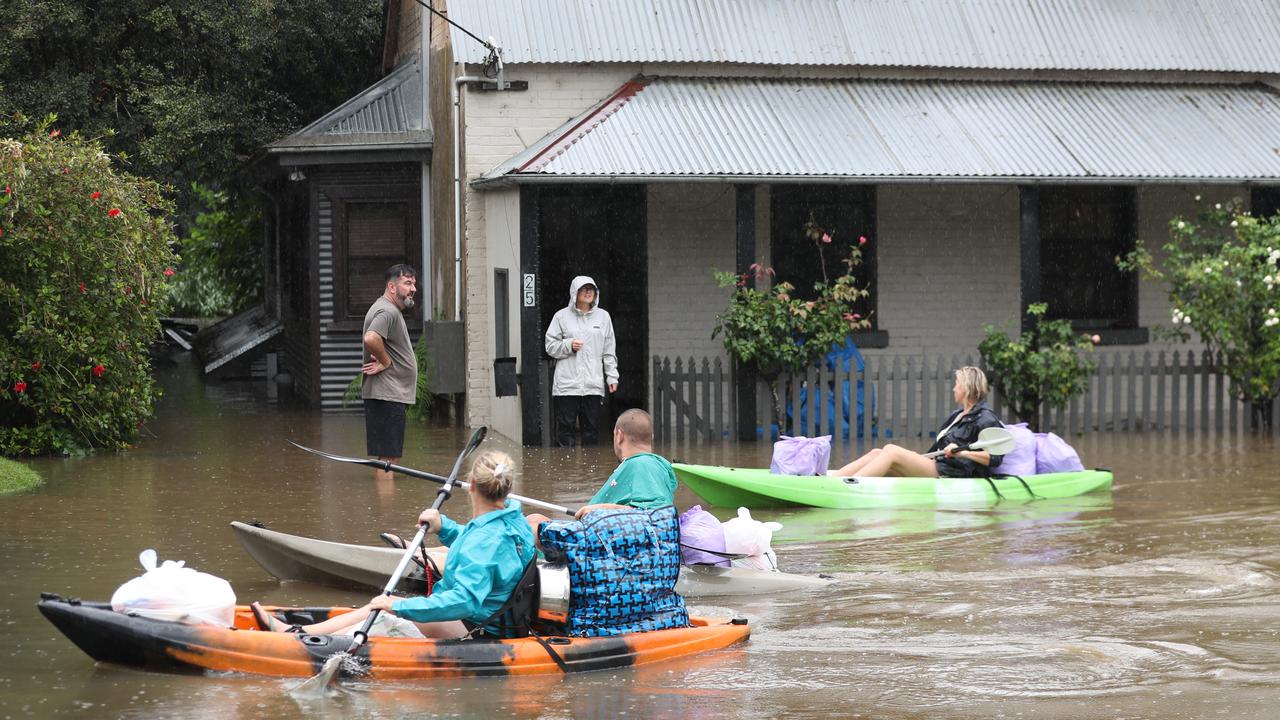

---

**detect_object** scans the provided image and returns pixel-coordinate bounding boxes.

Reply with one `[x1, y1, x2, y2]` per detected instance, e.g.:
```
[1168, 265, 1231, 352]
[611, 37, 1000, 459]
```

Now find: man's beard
[400, 294, 415, 309]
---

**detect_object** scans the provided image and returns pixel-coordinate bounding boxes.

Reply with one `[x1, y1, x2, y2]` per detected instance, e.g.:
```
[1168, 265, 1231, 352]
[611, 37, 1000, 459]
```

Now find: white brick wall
[646, 184, 738, 365]
[875, 184, 1022, 359]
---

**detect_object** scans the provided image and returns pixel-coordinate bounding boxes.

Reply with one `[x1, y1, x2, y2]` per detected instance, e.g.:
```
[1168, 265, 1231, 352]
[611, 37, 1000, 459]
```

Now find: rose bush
[713, 229, 872, 423]
[1121, 198, 1280, 428]
[0, 121, 177, 455]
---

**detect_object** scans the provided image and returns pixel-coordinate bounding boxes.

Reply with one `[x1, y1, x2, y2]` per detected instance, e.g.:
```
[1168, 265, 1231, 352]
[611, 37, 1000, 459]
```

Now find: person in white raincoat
[544, 276, 618, 447]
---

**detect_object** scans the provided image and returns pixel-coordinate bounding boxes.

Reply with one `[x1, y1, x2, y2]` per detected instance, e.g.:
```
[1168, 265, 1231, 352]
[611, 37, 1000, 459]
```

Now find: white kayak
[231, 521, 834, 599]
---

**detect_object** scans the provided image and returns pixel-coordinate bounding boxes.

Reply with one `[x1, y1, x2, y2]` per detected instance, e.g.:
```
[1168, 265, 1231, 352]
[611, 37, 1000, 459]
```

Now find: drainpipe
[453, 73, 483, 321]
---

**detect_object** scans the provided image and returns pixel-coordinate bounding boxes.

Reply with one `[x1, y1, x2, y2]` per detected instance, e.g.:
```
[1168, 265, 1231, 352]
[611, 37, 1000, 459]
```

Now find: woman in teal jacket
[253, 450, 537, 639]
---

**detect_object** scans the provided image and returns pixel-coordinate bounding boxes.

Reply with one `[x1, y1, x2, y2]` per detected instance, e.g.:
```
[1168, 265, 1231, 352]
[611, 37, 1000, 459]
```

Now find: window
[769, 185, 877, 325]
[332, 186, 420, 322]
[1039, 186, 1137, 329]
[1252, 187, 1280, 219]
[494, 268, 510, 357]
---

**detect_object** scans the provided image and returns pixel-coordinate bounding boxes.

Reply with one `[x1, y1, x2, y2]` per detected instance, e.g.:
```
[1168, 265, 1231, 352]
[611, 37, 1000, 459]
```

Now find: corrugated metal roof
[475, 77, 1280, 184]
[269, 57, 430, 151]
[450, 0, 1280, 73]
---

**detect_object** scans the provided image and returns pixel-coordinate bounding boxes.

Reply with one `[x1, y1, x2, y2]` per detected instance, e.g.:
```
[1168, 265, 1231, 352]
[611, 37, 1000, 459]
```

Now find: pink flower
[859, 236, 868, 246]
[3, 185, 10, 195]
[91, 364, 105, 378]
[1091, 334, 1102, 345]
[49, 129, 61, 138]
[821, 233, 832, 244]
[107, 208, 121, 218]
[90, 191, 101, 200]
[163, 267, 175, 277]
[13, 381, 27, 393]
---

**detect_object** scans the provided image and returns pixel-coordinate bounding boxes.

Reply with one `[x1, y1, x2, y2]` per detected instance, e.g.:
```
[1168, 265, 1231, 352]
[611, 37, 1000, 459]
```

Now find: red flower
[13, 381, 27, 393]
[49, 129, 61, 138]
[91, 364, 105, 377]
[78, 282, 86, 293]
[163, 267, 175, 277]
[90, 191, 101, 200]
[3, 185, 10, 194]
[107, 208, 121, 218]
[859, 236, 868, 245]
[31, 362, 41, 371]
[0, 228, 4, 237]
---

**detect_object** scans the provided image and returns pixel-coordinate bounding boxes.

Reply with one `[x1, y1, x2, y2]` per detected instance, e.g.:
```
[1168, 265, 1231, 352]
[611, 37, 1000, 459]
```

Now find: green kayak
[673, 464, 1113, 509]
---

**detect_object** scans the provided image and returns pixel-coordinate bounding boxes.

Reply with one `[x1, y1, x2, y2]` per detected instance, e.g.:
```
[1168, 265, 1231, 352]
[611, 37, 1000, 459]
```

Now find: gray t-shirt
[361, 296, 417, 405]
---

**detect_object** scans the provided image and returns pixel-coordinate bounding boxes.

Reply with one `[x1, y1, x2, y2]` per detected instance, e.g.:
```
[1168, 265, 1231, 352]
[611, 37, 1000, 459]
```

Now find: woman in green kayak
[829, 366, 1005, 478]
[251, 450, 537, 639]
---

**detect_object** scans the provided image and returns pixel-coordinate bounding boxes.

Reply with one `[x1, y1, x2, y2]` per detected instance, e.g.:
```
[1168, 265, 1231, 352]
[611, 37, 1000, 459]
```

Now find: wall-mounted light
[288, 169, 307, 182]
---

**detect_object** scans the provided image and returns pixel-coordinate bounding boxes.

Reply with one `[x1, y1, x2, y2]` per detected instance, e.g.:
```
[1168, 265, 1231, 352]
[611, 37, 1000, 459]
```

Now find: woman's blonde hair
[955, 366, 989, 404]
[466, 450, 515, 502]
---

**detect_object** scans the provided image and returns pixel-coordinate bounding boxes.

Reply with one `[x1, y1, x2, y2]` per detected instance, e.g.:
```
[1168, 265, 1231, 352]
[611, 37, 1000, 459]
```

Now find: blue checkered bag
[538, 505, 689, 637]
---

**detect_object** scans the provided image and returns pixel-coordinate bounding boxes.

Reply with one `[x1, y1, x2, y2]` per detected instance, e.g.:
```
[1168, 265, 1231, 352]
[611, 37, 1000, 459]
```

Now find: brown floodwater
[2, 354, 1279, 719]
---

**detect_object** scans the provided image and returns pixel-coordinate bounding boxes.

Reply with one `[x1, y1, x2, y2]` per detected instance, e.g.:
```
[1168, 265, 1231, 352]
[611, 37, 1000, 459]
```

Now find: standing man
[573, 409, 676, 518]
[544, 275, 618, 447]
[362, 264, 418, 482]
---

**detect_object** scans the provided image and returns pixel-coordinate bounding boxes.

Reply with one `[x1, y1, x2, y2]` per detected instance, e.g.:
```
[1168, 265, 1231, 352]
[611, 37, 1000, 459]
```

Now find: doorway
[521, 184, 648, 445]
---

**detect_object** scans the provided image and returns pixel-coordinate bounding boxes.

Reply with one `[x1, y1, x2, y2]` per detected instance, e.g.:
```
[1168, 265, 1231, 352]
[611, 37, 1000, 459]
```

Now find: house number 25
[522, 274, 536, 307]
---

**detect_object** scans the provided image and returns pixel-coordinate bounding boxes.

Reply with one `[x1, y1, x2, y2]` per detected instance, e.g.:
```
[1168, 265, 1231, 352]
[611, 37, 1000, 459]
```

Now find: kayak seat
[462, 558, 542, 640]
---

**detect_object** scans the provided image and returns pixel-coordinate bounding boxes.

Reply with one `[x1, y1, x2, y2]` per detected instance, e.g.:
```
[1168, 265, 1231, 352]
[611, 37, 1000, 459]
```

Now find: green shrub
[167, 183, 262, 317]
[979, 303, 1097, 431]
[0, 457, 43, 494]
[1120, 199, 1280, 428]
[0, 120, 178, 456]
[713, 232, 872, 422]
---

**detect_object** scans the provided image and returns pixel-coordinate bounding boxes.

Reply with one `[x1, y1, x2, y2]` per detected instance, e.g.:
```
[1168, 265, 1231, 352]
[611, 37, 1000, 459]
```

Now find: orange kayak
[37, 594, 750, 679]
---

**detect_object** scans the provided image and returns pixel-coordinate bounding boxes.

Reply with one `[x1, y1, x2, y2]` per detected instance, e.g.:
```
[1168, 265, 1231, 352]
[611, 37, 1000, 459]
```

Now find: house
[258, 0, 1280, 444]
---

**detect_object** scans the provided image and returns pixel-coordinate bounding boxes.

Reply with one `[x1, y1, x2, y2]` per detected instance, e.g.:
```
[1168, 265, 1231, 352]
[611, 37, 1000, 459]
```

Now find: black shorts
[365, 399, 407, 458]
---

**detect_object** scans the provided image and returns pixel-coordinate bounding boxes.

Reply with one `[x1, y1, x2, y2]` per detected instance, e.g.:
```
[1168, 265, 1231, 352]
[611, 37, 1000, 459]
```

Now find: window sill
[1082, 327, 1149, 346]
[851, 330, 890, 349]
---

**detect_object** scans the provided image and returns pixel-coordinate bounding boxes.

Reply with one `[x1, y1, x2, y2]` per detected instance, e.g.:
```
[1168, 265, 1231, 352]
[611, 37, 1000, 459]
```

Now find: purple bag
[999, 422, 1037, 476]
[770, 435, 832, 476]
[1034, 432, 1085, 474]
[678, 505, 730, 567]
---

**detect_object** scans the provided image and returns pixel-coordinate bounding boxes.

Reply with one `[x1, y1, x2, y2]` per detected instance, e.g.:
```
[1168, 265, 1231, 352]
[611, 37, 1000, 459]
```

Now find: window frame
[1037, 185, 1139, 332]
[769, 184, 880, 336]
[329, 184, 422, 325]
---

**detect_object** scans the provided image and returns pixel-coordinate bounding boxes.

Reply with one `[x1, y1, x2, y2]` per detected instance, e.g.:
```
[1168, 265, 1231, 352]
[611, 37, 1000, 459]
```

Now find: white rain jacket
[544, 276, 619, 397]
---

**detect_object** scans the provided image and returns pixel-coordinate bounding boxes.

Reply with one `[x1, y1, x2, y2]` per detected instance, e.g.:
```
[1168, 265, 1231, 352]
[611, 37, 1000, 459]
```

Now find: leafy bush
[979, 303, 1097, 431]
[0, 122, 177, 456]
[713, 228, 872, 421]
[1120, 198, 1280, 427]
[167, 183, 262, 317]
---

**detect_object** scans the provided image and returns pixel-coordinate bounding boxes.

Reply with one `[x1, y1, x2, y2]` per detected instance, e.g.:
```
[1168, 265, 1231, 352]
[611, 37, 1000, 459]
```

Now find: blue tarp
[761, 338, 883, 440]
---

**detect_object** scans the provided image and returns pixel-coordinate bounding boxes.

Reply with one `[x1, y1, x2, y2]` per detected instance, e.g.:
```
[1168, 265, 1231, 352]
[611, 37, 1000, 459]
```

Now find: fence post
[652, 356, 663, 443]
[713, 358, 725, 442]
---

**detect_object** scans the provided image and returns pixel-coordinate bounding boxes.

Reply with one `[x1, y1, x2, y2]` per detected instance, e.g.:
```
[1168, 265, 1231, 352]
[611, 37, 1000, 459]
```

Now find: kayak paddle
[290, 439, 575, 517]
[922, 426, 1016, 458]
[302, 426, 486, 689]
[290, 440, 752, 561]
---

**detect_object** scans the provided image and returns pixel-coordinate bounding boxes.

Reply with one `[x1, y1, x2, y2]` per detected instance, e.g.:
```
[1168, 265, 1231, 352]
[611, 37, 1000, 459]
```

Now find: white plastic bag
[110, 549, 236, 627]
[720, 507, 783, 572]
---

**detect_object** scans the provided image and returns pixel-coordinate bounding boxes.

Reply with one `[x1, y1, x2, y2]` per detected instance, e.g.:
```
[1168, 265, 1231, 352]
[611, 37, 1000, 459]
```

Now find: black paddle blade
[287, 440, 374, 466]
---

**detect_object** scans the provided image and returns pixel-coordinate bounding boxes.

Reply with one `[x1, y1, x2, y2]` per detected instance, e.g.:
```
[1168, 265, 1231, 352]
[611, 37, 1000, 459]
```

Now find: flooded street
[3, 354, 1279, 719]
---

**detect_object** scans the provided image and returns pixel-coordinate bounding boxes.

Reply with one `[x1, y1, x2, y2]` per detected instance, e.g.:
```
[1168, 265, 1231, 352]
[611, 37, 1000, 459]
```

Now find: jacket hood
[568, 275, 600, 311]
